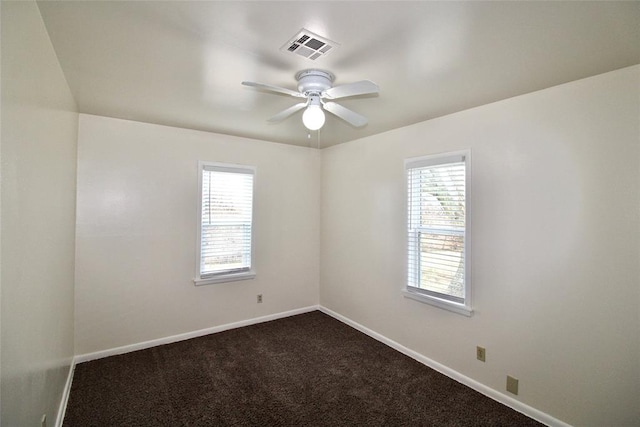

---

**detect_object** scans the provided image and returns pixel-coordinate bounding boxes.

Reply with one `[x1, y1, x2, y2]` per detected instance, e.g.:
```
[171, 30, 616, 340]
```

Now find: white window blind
[196, 162, 255, 284]
[407, 153, 469, 308]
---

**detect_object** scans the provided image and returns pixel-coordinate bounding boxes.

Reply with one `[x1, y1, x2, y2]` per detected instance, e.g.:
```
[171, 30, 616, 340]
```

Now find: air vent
[280, 29, 339, 61]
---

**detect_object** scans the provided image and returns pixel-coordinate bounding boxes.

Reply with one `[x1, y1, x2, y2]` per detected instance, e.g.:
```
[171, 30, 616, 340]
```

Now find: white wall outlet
[476, 346, 486, 362]
[257, 294, 262, 303]
[507, 375, 519, 395]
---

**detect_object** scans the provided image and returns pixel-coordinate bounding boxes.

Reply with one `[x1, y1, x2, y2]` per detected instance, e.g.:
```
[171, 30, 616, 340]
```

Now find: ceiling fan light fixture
[302, 104, 325, 130]
[242, 69, 378, 130]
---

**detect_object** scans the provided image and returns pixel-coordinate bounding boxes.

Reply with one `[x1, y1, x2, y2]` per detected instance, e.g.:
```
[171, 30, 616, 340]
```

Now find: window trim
[404, 150, 472, 316]
[193, 161, 256, 286]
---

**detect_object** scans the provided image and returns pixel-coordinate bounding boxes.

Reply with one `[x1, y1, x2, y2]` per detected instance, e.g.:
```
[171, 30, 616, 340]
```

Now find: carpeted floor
[64, 311, 544, 426]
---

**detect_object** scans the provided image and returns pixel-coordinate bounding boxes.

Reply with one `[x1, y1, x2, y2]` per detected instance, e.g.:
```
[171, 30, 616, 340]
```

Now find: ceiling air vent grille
[280, 29, 339, 61]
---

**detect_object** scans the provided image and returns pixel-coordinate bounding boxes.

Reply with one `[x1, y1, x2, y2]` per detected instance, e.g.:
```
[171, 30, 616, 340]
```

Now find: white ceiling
[37, 1, 640, 149]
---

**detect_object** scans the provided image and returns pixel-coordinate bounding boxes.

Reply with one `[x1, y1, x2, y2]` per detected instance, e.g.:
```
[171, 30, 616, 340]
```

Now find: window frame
[193, 161, 256, 286]
[403, 150, 472, 316]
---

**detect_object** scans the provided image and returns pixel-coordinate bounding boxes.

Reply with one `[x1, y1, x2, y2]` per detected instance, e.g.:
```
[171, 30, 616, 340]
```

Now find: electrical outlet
[506, 375, 519, 395]
[41, 414, 47, 427]
[257, 294, 262, 303]
[476, 346, 486, 362]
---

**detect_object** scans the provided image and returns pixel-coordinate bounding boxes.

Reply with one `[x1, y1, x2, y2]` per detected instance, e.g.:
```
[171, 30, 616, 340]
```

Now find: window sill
[402, 289, 473, 317]
[194, 271, 256, 286]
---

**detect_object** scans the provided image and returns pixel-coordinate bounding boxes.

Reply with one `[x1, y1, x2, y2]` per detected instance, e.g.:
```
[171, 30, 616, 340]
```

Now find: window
[194, 162, 255, 286]
[404, 151, 471, 316]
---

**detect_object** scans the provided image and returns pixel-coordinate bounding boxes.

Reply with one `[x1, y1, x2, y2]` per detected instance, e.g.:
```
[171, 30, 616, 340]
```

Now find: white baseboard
[55, 357, 76, 427]
[74, 305, 320, 363]
[318, 306, 572, 427]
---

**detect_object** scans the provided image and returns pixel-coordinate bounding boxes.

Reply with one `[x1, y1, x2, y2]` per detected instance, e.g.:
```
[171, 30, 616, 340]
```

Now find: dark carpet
[63, 311, 544, 426]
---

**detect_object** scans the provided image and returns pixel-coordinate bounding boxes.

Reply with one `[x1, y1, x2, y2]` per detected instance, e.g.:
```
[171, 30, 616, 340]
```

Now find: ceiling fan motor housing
[296, 69, 335, 95]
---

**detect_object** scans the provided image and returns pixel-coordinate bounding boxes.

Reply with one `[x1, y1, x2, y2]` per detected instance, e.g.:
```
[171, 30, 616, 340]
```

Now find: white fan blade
[242, 81, 304, 98]
[268, 103, 307, 122]
[323, 102, 368, 127]
[323, 80, 379, 99]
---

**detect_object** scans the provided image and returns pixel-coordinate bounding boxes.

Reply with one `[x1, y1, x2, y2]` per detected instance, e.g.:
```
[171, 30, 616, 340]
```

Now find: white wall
[74, 114, 320, 354]
[0, 1, 78, 425]
[320, 66, 640, 427]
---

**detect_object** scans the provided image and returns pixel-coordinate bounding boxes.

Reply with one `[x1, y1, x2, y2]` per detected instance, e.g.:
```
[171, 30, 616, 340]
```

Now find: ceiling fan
[242, 69, 379, 131]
